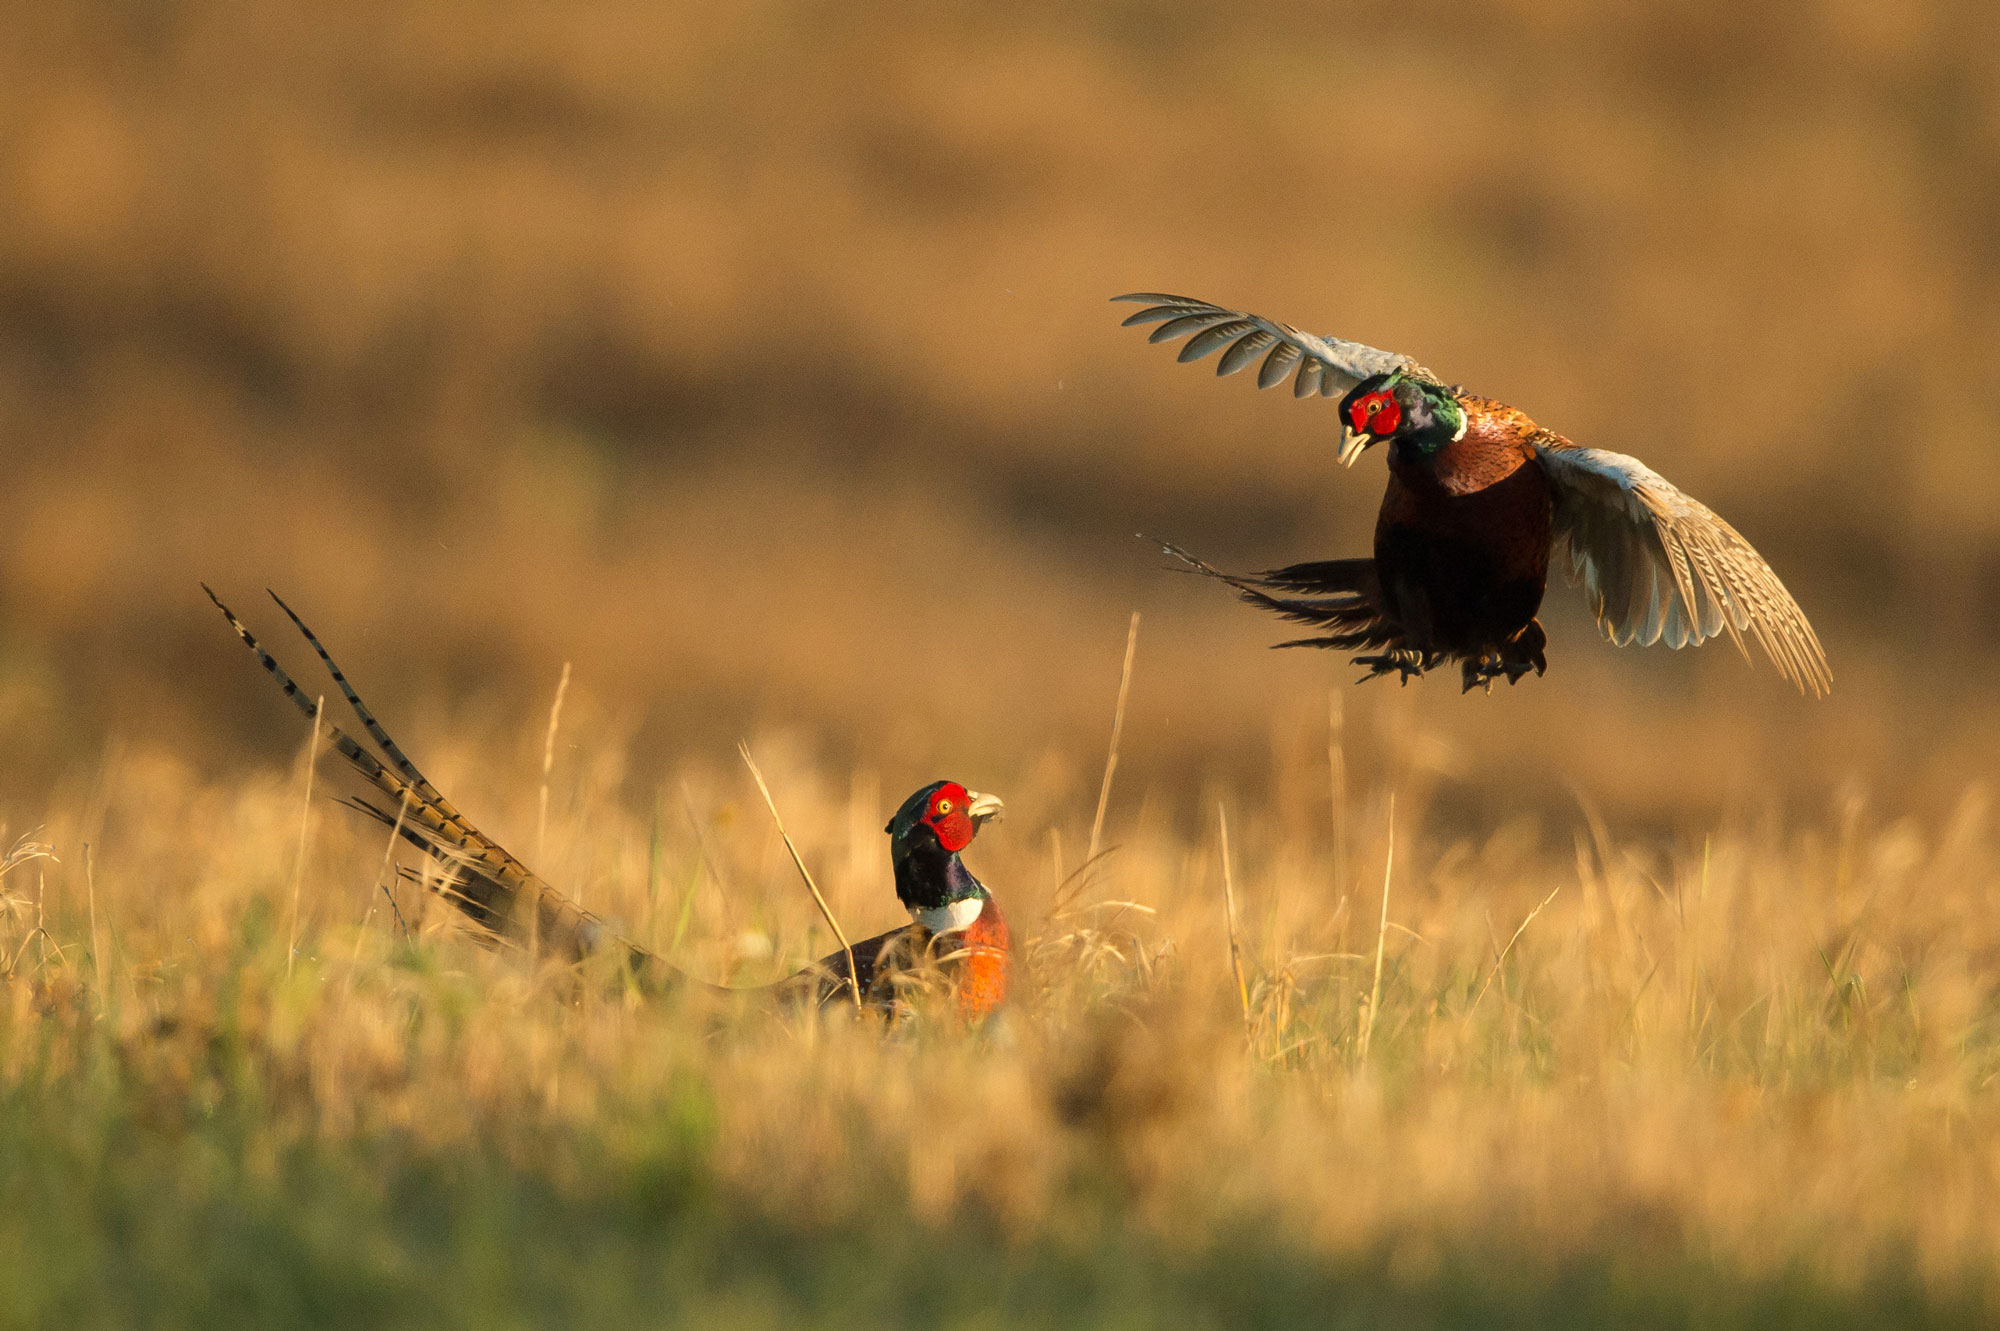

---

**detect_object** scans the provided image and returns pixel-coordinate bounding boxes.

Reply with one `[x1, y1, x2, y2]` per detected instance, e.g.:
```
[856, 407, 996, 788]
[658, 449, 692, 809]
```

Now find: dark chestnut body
[1375, 398, 1554, 662]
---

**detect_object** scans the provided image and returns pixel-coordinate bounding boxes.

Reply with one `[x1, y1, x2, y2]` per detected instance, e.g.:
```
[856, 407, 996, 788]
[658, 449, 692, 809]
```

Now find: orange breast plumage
[949, 902, 1011, 1020]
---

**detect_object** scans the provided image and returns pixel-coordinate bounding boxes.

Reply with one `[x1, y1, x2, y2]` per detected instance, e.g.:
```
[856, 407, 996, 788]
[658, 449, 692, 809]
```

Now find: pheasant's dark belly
[1375, 462, 1552, 657]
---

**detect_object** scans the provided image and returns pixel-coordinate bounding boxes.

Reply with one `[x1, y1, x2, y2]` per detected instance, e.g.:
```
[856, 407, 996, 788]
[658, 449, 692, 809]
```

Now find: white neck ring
[912, 897, 984, 935]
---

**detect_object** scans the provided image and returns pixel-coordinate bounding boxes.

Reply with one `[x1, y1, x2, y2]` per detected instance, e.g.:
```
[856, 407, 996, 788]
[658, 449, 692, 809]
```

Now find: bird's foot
[1461, 653, 1539, 693]
[1353, 649, 1430, 686]
[1463, 624, 1549, 693]
[1504, 620, 1548, 682]
[1462, 655, 1501, 694]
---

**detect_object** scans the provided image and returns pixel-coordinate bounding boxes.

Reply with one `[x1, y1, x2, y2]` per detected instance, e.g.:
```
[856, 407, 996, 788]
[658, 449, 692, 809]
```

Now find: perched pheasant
[204, 586, 1010, 1019]
[1114, 293, 1830, 694]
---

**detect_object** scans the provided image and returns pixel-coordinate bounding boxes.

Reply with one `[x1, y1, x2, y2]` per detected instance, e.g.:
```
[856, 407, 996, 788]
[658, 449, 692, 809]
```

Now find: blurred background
[2, 0, 1997, 839]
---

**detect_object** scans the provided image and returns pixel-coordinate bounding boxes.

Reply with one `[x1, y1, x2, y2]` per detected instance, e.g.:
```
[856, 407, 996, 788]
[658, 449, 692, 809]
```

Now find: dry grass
[1, 691, 1998, 1323]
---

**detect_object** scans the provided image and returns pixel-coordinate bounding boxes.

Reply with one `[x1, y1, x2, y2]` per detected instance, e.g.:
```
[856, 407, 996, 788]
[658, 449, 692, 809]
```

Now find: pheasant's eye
[935, 798, 953, 815]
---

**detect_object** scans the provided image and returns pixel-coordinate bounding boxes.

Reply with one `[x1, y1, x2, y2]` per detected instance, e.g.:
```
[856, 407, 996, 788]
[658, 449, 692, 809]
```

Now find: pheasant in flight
[203, 587, 1010, 1019]
[1115, 293, 1829, 694]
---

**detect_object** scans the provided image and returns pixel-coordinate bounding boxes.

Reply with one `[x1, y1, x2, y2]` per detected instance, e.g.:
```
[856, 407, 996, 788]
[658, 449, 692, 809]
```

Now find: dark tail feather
[1246, 557, 1377, 596]
[1152, 542, 1403, 649]
[268, 590, 499, 866]
[1269, 632, 1397, 651]
[344, 795, 512, 936]
[207, 584, 677, 989]
[211, 584, 913, 1011]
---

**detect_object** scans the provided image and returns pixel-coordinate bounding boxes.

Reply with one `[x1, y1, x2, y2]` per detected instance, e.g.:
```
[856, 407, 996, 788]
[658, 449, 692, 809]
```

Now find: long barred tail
[203, 584, 673, 987]
[1152, 541, 1404, 653]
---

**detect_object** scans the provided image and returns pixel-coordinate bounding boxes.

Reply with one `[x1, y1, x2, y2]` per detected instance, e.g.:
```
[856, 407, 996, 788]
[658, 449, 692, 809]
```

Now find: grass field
[4, 1, 2000, 1325]
[2, 685, 1998, 1327]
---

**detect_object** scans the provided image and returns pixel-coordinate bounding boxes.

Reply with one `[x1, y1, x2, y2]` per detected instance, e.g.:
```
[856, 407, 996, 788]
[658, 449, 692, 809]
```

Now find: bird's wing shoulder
[1112, 293, 1439, 400]
[1532, 436, 1830, 695]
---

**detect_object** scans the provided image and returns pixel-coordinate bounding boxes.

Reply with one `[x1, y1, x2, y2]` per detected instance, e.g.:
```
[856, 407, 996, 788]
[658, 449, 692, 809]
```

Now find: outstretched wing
[1532, 444, 1831, 696]
[1112, 293, 1438, 400]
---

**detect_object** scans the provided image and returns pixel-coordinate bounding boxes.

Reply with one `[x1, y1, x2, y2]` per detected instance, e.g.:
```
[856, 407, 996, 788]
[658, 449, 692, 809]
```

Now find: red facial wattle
[924, 782, 976, 852]
[1349, 391, 1400, 437]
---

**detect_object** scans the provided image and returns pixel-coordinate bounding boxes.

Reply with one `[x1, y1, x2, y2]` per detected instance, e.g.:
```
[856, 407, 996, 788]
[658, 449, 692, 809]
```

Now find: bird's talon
[1351, 649, 1429, 685]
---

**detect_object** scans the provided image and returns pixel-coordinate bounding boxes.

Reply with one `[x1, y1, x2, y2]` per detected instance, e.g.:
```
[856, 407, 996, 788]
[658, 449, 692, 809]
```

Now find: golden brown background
[4, 0, 1998, 827]
[7, 11, 2000, 1317]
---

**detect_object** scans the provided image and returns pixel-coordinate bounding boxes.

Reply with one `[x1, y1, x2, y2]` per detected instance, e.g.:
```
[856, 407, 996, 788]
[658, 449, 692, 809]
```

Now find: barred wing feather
[1112, 293, 1436, 400]
[1534, 442, 1830, 695]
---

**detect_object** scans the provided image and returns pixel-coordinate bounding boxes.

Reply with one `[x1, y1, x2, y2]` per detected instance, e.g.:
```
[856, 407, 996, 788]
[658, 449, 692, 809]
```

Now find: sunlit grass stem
[536, 661, 571, 872]
[739, 743, 861, 1011]
[1087, 611, 1139, 867]
[1217, 803, 1251, 1042]
[286, 694, 323, 978]
[1357, 793, 1395, 1064]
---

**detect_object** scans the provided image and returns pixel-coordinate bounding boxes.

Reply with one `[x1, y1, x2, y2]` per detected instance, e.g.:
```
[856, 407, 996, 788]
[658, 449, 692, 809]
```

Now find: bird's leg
[1351, 648, 1428, 685]
[1498, 620, 1548, 684]
[1461, 653, 1507, 694]
[1464, 623, 1550, 691]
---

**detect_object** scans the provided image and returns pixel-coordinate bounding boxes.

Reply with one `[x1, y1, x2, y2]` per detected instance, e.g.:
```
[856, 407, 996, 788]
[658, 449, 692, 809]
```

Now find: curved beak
[1337, 426, 1374, 468]
[966, 790, 1005, 826]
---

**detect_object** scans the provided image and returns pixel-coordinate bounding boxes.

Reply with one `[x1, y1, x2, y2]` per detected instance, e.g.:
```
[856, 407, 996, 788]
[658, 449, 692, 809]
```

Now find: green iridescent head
[883, 781, 1004, 912]
[1335, 373, 1465, 465]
